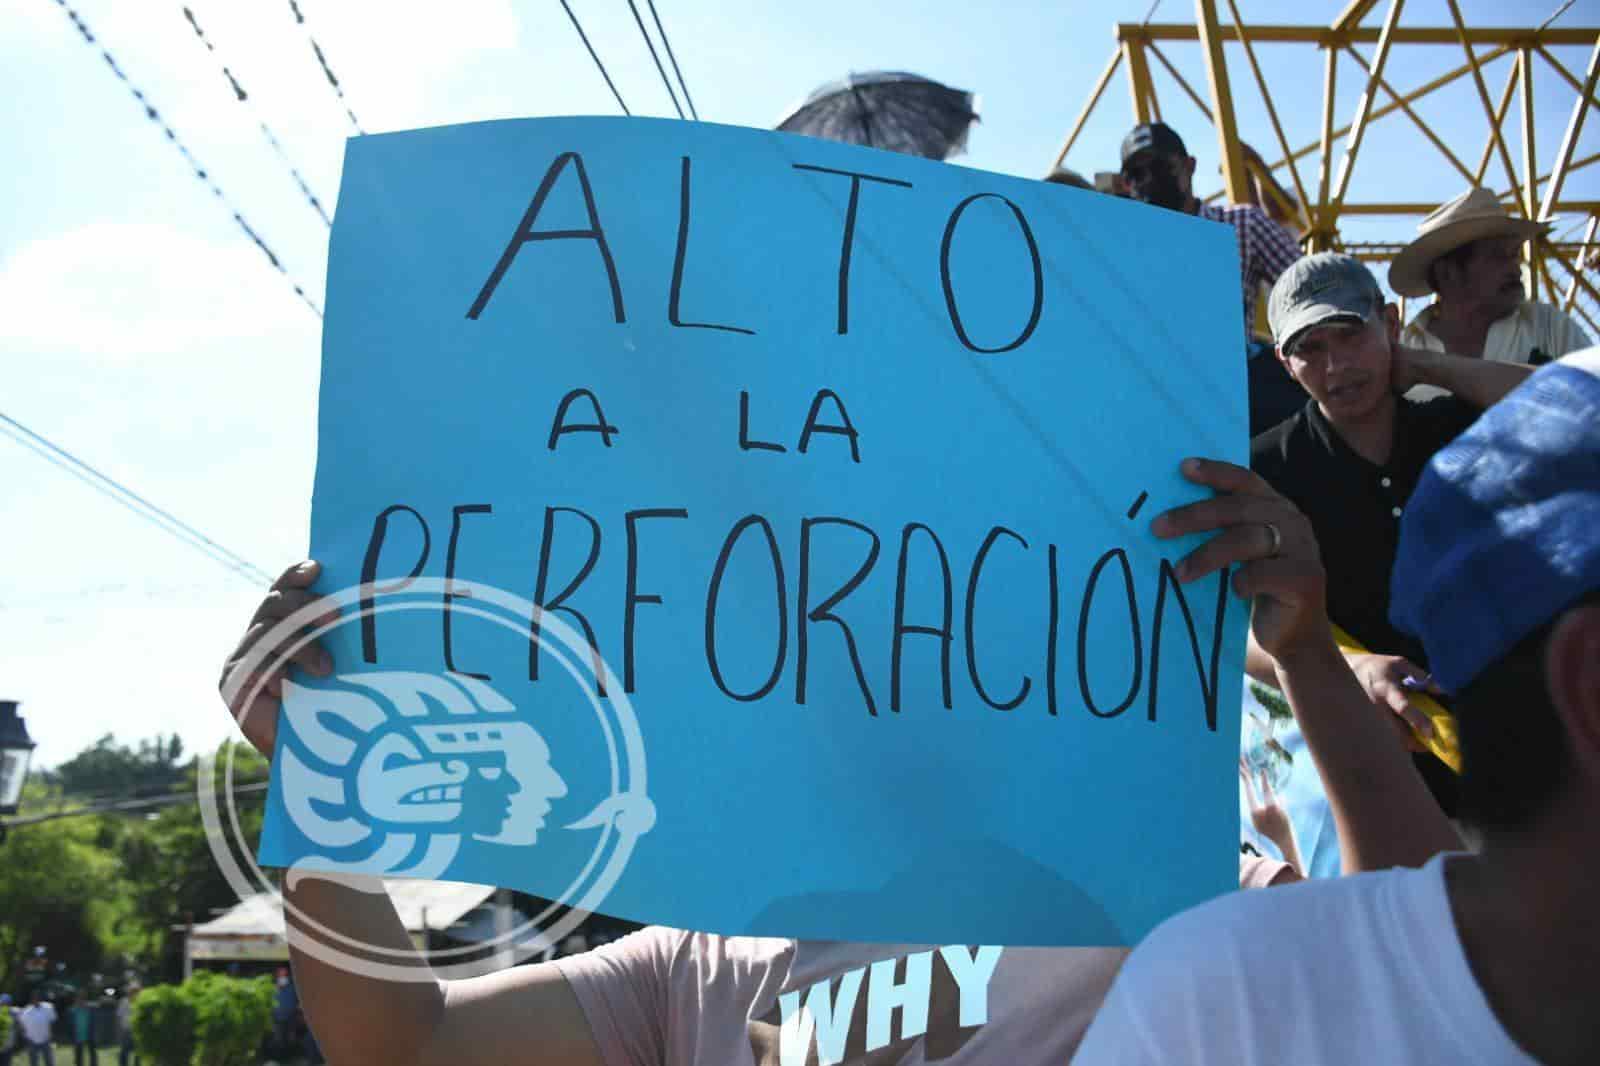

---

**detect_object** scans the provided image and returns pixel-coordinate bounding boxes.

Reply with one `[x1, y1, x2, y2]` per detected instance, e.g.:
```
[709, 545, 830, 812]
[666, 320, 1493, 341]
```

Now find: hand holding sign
[220, 560, 338, 758]
[1150, 458, 1329, 664]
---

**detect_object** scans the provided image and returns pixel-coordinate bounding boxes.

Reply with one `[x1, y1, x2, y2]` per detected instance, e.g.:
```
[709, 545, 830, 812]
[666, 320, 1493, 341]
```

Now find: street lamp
[0, 700, 37, 816]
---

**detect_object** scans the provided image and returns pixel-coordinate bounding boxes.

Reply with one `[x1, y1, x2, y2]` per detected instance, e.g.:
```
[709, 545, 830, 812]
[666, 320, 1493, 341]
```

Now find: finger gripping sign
[257, 116, 1248, 946]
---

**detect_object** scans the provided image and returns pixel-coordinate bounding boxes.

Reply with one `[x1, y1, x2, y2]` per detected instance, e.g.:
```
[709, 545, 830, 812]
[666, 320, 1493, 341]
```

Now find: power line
[286, 0, 363, 134]
[644, 0, 698, 121]
[2, 781, 269, 830]
[0, 420, 266, 585]
[557, 0, 631, 115]
[623, 0, 683, 119]
[0, 413, 273, 585]
[0, 410, 275, 587]
[181, 5, 333, 228]
[41, 777, 195, 812]
[47, 0, 323, 318]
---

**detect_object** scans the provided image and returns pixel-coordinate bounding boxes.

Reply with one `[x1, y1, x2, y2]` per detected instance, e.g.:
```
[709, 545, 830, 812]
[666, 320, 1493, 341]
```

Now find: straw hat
[1387, 187, 1549, 297]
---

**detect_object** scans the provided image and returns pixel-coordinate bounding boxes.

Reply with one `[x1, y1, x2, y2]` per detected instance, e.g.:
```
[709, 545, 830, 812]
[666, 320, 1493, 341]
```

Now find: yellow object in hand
[1331, 625, 1462, 775]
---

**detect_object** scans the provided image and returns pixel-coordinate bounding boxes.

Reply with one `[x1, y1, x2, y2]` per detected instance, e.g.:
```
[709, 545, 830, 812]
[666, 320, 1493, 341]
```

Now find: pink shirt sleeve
[1239, 853, 1299, 889]
[555, 928, 684, 1066]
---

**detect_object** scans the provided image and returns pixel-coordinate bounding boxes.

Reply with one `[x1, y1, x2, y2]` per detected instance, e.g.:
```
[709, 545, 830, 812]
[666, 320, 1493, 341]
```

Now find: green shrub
[128, 972, 275, 1066]
[0, 1003, 13, 1050]
[186, 971, 274, 1066]
[130, 985, 197, 1066]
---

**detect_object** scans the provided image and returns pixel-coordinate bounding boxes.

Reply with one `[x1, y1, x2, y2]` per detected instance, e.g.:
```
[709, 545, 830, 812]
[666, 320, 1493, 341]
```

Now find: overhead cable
[644, 0, 698, 120]
[557, 0, 632, 115]
[0, 410, 275, 587]
[623, 0, 684, 118]
[2, 781, 269, 829]
[181, 4, 333, 227]
[48, 0, 323, 318]
[285, 0, 364, 134]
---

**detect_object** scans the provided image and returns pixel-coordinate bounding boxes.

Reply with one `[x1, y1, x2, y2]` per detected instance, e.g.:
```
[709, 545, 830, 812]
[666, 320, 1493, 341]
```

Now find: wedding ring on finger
[1263, 521, 1282, 558]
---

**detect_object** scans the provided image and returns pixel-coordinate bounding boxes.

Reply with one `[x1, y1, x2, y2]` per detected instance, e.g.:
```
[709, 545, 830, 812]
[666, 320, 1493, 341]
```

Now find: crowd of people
[1052, 121, 1591, 432]
[0, 988, 137, 1066]
[213, 118, 1599, 1064]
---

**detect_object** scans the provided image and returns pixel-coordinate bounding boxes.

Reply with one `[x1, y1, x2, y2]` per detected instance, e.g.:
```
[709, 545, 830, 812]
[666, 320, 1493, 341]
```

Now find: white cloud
[0, 221, 316, 359]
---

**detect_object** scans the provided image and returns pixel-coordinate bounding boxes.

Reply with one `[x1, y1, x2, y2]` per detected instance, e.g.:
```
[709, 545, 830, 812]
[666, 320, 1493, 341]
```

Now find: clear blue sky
[1, 0, 1594, 768]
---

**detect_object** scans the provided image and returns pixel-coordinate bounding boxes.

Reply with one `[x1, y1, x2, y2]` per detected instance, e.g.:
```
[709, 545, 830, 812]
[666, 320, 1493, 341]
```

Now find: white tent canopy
[187, 880, 498, 966]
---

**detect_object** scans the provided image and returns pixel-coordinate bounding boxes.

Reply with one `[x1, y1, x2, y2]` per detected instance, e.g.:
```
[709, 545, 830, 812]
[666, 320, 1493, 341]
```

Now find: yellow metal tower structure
[1055, 0, 1600, 336]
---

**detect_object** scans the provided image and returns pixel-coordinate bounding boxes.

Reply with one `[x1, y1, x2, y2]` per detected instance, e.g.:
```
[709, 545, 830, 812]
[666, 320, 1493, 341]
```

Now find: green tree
[0, 781, 118, 991]
[1, 739, 272, 990]
[115, 742, 269, 979]
[55, 734, 186, 801]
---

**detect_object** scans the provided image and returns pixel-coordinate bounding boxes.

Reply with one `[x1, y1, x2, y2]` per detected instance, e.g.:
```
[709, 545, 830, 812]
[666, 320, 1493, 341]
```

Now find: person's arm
[1270, 637, 1460, 872]
[1249, 617, 1437, 747]
[281, 876, 601, 1066]
[1392, 344, 1533, 409]
[221, 563, 606, 1066]
[1243, 629, 1279, 687]
[1153, 459, 1462, 874]
[1239, 759, 1302, 877]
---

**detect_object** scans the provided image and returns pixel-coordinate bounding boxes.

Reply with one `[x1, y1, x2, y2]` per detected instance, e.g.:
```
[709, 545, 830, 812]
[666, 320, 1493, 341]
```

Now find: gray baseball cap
[1268, 252, 1385, 354]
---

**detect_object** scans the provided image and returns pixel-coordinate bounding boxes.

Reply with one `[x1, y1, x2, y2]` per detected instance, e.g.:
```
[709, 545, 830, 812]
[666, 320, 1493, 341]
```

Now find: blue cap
[1390, 348, 1600, 692]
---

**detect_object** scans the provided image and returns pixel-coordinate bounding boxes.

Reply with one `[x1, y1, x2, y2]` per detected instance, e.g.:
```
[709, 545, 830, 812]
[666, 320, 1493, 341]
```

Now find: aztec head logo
[203, 578, 655, 980]
[277, 671, 571, 879]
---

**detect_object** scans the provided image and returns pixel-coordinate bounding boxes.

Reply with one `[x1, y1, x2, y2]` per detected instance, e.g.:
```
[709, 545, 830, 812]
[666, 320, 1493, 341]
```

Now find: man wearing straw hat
[1391, 187, 1591, 372]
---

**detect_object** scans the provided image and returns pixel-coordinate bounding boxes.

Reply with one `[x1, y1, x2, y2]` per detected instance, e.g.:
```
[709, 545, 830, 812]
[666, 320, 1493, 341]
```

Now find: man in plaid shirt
[1120, 122, 1305, 435]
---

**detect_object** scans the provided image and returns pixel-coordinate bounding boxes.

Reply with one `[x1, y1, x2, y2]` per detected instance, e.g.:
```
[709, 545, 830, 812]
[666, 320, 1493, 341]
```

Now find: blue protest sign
[256, 116, 1248, 946]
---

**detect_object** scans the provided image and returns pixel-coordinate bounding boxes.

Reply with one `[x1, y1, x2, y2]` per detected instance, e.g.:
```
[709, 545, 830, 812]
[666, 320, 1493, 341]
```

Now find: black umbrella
[776, 71, 979, 160]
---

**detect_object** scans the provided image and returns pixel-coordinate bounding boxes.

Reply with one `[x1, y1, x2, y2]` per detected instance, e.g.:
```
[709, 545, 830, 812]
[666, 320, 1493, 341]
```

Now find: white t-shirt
[1403, 299, 1592, 365]
[1402, 300, 1592, 401]
[1072, 854, 1539, 1064]
[17, 1002, 56, 1045]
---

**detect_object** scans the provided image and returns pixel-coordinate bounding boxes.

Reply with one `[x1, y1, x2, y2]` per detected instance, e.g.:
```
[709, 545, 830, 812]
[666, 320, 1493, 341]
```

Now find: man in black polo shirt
[1249, 253, 1532, 813]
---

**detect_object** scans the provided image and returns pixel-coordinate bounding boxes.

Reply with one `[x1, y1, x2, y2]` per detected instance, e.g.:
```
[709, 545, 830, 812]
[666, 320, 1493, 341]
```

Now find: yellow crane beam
[1128, 23, 1598, 46]
[1194, 0, 1250, 205]
[1055, 8, 1600, 320]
